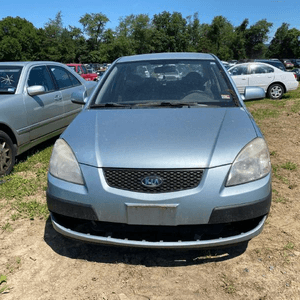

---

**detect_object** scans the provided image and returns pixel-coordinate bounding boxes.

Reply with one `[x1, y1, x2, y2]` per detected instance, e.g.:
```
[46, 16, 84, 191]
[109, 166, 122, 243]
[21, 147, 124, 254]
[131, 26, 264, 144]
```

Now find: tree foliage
[1, 11, 299, 63]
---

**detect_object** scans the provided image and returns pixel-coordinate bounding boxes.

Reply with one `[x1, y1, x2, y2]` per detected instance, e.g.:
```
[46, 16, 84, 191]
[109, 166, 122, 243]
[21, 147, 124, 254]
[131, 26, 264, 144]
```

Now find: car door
[47, 65, 84, 126]
[229, 65, 249, 93]
[248, 64, 275, 91]
[24, 65, 65, 141]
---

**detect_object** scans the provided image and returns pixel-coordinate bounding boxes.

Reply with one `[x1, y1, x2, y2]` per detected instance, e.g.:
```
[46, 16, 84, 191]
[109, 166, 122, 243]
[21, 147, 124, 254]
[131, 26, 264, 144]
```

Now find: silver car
[47, 53, 272, 249]
[0, 61, 96, 176]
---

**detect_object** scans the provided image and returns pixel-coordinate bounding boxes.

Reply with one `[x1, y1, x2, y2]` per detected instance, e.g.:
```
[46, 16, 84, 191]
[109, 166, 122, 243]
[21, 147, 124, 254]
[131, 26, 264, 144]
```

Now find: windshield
[92, 59, 238, 107]
[0, 66, 22, 94]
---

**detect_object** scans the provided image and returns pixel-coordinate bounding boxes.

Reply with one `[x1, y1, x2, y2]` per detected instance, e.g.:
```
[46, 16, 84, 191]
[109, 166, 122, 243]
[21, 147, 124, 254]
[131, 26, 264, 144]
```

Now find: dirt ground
[1, 101, 300, 300]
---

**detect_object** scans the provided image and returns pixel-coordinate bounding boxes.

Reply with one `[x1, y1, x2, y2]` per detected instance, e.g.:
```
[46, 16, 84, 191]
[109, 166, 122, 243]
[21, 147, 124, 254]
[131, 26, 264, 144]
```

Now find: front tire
[268, 83, 284, 99]
[0, 131, 15, 176]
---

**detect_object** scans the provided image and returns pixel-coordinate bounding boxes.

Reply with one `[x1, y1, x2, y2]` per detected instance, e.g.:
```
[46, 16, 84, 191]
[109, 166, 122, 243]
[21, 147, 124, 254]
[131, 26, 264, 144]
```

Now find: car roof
[229, 62, 277, 68]
[0, 61, 66, 67]
[116, 52, 216, 63]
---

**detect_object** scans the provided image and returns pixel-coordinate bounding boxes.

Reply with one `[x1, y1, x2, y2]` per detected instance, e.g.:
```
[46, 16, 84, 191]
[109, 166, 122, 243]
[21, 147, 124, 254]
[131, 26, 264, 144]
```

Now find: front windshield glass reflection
[93, 60, 237, 107]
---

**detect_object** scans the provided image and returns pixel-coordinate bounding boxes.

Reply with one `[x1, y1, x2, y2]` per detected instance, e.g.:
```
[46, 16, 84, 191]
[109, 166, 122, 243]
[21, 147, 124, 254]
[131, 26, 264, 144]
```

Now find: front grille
[103, 168, 203, 193]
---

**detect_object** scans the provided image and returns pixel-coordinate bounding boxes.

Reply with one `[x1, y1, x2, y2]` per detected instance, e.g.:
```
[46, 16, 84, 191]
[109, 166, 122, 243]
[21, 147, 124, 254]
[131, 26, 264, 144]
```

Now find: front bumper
[47, 164, 271, 249]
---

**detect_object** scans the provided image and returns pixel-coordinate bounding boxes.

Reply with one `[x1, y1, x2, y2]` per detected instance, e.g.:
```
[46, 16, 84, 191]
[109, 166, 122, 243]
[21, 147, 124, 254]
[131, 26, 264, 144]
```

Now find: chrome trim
[17, 109, 81, 135]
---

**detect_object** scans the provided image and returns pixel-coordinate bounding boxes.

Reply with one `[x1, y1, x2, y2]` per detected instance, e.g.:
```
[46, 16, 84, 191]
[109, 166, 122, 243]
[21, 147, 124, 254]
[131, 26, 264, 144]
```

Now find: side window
[69, 71, 82, 86]
[265, 66, 274, 73]
[49, 66, 73, 89]
[230, 65, 248, 75]
[28, 66, 55, 92]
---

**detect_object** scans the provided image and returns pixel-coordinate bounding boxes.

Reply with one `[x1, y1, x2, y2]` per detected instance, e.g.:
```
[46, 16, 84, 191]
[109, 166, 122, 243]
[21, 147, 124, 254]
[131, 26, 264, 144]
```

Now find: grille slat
[103, 168, 203, 193]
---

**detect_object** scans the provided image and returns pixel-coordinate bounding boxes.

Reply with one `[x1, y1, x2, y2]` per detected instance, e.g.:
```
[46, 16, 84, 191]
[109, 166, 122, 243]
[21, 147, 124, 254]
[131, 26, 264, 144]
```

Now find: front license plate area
[126, 204, 179, 225]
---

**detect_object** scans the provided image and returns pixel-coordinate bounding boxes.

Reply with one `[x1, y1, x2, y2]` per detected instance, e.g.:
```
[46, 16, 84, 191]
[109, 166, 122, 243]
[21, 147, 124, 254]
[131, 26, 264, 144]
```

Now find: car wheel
[0, 131, 15, 176]
[268, 83, 284, 99]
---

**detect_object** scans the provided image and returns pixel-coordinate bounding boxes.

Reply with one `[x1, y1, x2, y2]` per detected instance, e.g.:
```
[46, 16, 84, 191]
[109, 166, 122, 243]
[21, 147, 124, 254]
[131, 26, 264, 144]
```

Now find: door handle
[54, 95, 62, 101]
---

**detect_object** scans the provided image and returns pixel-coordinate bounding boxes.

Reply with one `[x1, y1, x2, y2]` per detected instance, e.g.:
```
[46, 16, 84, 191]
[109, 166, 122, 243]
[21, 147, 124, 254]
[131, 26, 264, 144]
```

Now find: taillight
[293, 73, 297, 79]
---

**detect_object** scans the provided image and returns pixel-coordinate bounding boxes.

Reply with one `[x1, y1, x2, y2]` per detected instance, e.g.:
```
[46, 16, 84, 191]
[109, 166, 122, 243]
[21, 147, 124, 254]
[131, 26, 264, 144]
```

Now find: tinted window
[49, 66, 73, 89]
[28, 66, 55, 92]
[0, 66, 22, 93]
[69, 72, 81, 86]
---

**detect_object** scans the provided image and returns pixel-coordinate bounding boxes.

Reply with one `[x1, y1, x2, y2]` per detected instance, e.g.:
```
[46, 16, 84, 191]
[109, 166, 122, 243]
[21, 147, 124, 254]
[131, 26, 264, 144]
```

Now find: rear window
[0, 66, 22, 94]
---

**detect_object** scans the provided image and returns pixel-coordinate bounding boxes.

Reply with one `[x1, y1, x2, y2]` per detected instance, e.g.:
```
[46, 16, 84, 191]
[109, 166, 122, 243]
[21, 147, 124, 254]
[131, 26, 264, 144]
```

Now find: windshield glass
[0, 66, 22, 93]
[92, 59, 237, 107]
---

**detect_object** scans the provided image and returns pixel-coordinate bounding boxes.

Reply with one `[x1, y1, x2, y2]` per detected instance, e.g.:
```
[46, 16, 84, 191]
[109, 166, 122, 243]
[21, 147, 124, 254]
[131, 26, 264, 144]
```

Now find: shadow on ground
[43, 217, 248, 267]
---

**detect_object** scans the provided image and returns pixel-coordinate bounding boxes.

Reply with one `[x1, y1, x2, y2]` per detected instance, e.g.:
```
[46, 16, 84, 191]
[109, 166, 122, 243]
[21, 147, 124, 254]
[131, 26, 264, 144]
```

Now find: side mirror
[242, 86, 265, 101]
[27, 85, 46, 96]
[71, 90, 88, 105]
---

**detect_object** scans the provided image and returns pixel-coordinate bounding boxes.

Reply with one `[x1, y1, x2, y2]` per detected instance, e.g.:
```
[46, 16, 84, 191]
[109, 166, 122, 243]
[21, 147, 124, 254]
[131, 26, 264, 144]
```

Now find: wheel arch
[267, 81, 286, 94]
[0, 123, 18, 148]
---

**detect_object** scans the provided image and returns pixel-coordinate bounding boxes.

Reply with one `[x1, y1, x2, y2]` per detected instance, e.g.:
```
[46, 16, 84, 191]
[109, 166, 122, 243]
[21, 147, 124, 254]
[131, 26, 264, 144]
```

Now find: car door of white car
[24, 65, 65, 141]
[229, 65, 249, 94]
[248, 64, 275, 91]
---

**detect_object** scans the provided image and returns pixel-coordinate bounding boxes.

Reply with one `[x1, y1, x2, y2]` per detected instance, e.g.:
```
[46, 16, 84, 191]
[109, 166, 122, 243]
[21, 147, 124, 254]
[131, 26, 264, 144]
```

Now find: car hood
[63, 107, 258, 169]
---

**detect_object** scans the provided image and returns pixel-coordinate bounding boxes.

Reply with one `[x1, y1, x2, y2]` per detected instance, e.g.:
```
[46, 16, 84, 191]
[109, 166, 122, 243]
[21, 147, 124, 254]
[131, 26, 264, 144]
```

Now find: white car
[228, 62, 299, 99]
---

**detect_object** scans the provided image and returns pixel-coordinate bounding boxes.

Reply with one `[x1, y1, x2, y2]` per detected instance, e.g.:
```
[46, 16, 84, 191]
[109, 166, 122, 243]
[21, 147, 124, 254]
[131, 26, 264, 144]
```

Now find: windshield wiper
[136, 101, 206, 108]
[90, 102, 133, 108]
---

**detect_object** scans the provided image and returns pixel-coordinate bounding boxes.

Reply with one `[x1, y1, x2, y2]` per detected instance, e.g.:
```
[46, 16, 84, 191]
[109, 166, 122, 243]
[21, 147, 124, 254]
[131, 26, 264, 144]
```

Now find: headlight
[226, 138, 271, 186]
[49, 139, 84, 185]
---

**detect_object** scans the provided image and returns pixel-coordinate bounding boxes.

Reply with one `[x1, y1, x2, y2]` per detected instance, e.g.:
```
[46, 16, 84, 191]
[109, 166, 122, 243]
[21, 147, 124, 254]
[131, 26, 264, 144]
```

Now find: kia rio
[47, 53, 272, 249]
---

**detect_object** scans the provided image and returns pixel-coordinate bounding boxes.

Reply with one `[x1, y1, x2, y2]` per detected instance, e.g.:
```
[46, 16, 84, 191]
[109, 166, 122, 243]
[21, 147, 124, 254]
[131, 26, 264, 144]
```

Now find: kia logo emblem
[141, 176, 163, 188]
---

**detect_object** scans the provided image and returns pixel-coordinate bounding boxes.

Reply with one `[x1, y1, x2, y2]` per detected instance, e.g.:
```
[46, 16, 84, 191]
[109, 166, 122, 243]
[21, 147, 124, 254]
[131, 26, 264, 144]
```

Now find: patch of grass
[281, 162, 297, 171]
[1, 222, 13, 232]
[0, 142, 53, 221]
[221, 274, 236, 294]
[13, 200, 49, 220]
[284, 242, 295, 250]
[290, 99, 300, 113]
[0, 275, 8, 294]
[273, 197, 287, 204]
[251, 108, 280, 120]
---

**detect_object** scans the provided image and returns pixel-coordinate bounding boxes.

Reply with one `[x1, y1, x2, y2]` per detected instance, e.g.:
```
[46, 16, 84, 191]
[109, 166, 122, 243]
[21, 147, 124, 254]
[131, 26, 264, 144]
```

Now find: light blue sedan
[47, 53, 271, 249]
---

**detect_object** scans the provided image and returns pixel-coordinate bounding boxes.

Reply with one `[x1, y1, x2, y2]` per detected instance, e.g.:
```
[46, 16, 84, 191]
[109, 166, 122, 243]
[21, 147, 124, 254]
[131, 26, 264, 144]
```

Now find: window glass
[229, 65, 248, 76]
[0, 66, 22, 93]
[49, 66, 73, 89]
[93, 59, 237, 107]
[28, 66, 55, 92]
[69, 72, 81, 86]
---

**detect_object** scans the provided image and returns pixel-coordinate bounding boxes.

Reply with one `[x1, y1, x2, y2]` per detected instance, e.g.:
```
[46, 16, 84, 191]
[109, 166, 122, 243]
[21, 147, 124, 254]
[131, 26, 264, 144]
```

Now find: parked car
[280, 59, 294, 69]
[67, 63, 98, 81]
[290, 59, 300, 68]
[228, 62, 298, 99]
[47, 52, 271, 249]
[288, 68, 300, 81]
[0, 61, 97, 176]
[254, 59, 286, 71]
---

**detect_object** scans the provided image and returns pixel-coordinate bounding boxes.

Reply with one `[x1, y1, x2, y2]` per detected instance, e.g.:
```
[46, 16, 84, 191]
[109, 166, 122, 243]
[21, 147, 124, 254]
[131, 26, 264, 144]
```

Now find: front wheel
[268, 83, 284, 99]
[0, 131, 15, 176]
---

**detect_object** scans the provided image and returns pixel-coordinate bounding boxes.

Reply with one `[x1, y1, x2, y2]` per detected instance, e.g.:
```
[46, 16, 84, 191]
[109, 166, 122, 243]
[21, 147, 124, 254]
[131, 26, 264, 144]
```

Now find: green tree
[151, 11, 189, 52]
[0, 16, 40, 61]
[79, 13, 109, 50]
[244, 19, 273, 58]
[206, 16, 235, 60]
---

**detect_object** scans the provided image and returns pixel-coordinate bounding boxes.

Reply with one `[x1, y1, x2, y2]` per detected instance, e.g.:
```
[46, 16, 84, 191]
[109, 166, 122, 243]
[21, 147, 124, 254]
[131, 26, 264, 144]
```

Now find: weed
[281, 162, 297, 171]
[274, 197, 287, 204]
[221, 274, 236, 294]
[1, 222, 13, 232]
[0, 275, 8, 294]
[284, 242, 295, 250]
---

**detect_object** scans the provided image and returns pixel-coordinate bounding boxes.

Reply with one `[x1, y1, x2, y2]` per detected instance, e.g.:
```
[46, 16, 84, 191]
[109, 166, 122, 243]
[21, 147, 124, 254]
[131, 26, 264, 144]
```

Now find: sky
[0, 0, 299, 40]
